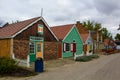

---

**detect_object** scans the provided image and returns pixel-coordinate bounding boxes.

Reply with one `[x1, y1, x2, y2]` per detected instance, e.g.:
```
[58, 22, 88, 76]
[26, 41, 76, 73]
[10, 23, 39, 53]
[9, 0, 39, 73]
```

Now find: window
[64, 43, 70, 52]
[29, 42, 35, 53]
[37, 44, 41, 52]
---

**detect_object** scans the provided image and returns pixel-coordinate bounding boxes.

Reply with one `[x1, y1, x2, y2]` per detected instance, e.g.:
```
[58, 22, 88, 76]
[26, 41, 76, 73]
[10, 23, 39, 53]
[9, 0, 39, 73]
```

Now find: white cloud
[0, 0, 120, 37]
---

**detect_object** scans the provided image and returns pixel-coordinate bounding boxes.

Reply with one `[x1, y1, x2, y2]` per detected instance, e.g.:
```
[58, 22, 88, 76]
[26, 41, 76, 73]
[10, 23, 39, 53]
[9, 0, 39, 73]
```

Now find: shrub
[75, 56, 92, 62]
[88, 54, 99, 59]
[75, 54, 99, 62]
[0, 57, 18, 74]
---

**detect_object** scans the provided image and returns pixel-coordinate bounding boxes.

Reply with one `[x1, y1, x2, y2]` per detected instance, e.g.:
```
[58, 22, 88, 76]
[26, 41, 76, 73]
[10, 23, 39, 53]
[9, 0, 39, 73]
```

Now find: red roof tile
[75, 22, 89, 42]
[80, 33, 89, 42]
[0, 17, 40, 37]
[75, 22, 88, 34]
[50, 24, 74, 40]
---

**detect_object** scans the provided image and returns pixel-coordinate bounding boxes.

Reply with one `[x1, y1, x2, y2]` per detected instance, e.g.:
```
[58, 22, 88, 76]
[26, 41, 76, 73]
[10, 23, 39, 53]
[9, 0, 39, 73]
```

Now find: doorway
[36, 42, 43, 58]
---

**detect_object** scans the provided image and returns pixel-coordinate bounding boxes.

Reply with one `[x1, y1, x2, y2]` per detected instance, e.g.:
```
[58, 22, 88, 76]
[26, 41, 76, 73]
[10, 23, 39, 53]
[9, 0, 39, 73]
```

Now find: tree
[101, 28, 112, 40]
[94, 23, 101, 31]
[82, 20, 101, 31]
[82, 20, 112, 40]
[82, 20, 94, 30]
[115, 33, 120, 40]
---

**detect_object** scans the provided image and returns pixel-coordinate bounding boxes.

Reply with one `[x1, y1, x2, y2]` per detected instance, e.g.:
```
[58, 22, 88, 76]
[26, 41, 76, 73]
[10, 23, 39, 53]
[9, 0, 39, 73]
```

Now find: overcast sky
[0, 0, 120, 37]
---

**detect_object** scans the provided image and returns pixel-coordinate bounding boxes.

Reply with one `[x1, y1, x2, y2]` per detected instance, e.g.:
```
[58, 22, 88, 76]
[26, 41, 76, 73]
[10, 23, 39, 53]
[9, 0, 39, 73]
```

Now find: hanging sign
[38, 24, 43, 34]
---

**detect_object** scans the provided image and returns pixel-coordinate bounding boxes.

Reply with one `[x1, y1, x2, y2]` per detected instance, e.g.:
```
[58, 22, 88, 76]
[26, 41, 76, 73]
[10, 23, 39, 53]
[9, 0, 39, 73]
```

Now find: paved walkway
[1, 53, 120, 80]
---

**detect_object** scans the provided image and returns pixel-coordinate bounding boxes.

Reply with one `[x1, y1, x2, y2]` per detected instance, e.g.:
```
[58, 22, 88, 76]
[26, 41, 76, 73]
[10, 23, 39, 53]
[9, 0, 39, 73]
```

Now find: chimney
[76, 21, 80, 25]
[76, 21, 80, 27]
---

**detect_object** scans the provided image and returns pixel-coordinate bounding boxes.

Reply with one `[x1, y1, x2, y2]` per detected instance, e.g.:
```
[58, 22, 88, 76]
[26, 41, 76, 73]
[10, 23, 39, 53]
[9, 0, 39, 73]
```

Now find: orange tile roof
[80, 34, 89, 42]
[50, 24, 74, 40]
[75, 23, 88, 34]
[75, 22, 89, 42]
[0, 17, 40, 38]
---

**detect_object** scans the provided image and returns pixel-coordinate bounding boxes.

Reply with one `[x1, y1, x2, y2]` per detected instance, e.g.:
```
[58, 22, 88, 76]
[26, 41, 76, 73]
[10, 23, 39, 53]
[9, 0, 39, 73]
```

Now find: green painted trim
[29, 36, 44, 62]
[42, 41, 44, 60]
[30, 36, 43, 42]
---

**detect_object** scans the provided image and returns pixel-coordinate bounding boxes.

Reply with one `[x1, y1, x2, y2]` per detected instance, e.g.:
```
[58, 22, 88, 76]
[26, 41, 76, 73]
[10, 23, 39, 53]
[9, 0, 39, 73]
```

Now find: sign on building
[38, 24, 43, 34]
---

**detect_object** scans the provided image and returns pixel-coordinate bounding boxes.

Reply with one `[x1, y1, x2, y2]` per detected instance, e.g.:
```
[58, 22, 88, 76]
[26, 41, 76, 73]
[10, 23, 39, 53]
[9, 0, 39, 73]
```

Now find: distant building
[90, 30, 104, 54]
[115, 40, 120, 50]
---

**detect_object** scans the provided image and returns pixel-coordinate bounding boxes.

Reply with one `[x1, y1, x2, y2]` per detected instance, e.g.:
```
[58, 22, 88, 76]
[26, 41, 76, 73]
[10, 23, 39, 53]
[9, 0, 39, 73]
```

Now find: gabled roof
[75, 22, 88, 34]
[0, 17, 40, 38]
[0, 17, 58, 41]
[50, 24, 74, 40]
[75, 22, 89, 42]
[80, 34, 89, 42]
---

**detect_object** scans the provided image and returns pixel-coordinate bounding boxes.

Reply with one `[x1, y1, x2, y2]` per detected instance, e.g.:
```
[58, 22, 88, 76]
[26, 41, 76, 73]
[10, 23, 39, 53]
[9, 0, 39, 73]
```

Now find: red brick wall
[13, 19, 57, 59]
[13, 40, 60, 60]
[44, 42, 60, 60]
[13, 40, 29, 59]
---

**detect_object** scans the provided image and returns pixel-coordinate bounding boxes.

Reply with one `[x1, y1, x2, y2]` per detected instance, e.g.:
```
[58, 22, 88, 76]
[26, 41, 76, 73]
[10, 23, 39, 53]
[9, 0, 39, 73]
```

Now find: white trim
[10, 38, 15, 59]
[12, 17, 42, 37]
[27, 55, 30, 67]
[74, 53, 84, 60]
[74, 25, 84, 44]
[71, 43, 73, 52]
[63, 25, 75, 41]
[63, 42, 66, 52]
[41, 17, 59, 41]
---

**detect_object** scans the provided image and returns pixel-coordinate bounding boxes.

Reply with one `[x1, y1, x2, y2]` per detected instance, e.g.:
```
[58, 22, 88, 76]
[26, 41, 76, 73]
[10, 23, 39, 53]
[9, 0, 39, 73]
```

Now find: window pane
[29, 42, 35, 53]
[66, 43, 70, 51]
[37, 44, 41, 52]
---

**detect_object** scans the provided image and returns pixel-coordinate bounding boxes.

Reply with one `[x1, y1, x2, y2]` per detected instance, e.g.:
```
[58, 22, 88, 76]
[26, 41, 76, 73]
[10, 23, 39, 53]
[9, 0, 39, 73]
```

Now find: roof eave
[11, 17, 42, 38]
[0, 36, 13, 39]
[10, 16, 59, 41]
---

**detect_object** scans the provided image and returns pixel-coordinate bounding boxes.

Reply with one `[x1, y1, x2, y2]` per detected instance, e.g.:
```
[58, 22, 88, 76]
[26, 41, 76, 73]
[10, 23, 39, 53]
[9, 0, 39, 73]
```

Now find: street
[1, 53, 120, 80]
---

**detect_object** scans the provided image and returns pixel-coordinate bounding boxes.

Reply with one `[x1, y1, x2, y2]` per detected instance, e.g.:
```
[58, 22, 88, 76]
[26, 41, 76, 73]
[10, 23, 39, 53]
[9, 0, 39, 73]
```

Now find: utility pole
[41, 8, 43, 17]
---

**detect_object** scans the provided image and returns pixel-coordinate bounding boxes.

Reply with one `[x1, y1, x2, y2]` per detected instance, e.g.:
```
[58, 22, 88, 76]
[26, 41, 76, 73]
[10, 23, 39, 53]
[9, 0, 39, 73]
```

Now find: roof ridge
[8, 16, 40, 25]
[0, 16, 41, 38]
[51, 23, 75, 28]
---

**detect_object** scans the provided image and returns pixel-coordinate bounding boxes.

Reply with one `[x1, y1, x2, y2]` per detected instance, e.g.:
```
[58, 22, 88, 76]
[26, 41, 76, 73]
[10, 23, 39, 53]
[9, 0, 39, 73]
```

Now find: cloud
[93, 0, 120, 15]
[0, 0, 119, 37]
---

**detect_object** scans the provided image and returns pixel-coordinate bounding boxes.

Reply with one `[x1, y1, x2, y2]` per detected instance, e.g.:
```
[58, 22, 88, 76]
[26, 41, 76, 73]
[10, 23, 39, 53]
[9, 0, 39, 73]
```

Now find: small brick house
[51, 24, 83, 58]
[0, 17, 59, 66]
